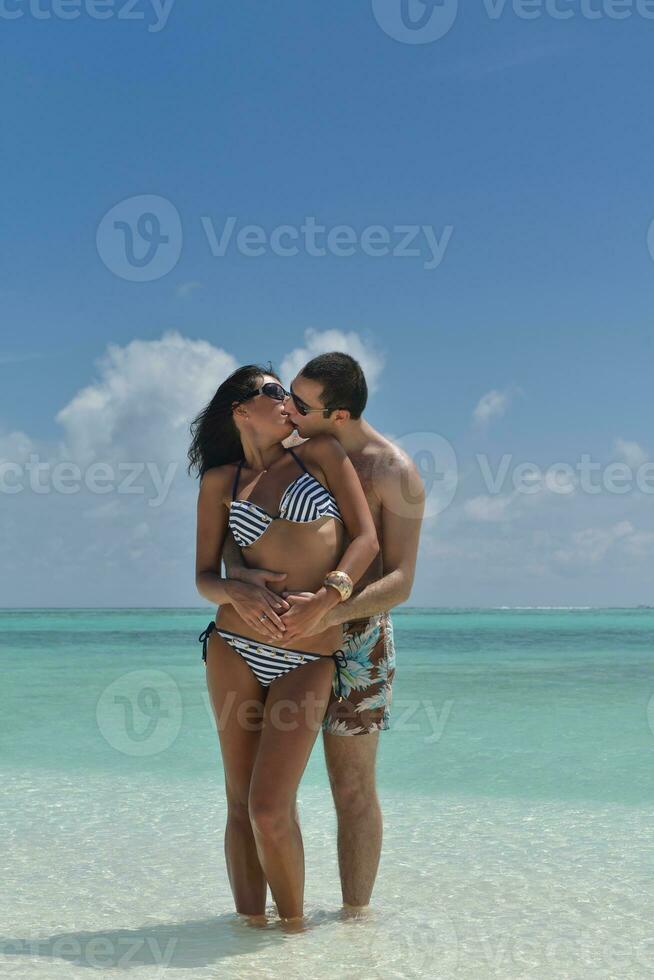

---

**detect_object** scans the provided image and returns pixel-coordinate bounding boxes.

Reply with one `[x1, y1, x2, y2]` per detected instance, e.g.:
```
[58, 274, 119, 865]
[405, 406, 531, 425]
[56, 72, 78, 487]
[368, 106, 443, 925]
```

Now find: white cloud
[55, 330, 238, 465]
[462, 467, 576, 525]
[0, 331, 242, 604]
[622, 529, 654, 558]
[553, 520, 636, 566]
[472, 387, 515, 427]
[2, 327, 384, 604]
[279, 328, 385, 393]
[416, 500, 654, 604]
[0, 352, 43, 366]
[0, 427, 36, 464]
[542, 468, 577, 495]
[176, 281, 203, 298]
[3, 330, 654, 607]
[464, 491, 518, 523]
[614, 438, 648, 469]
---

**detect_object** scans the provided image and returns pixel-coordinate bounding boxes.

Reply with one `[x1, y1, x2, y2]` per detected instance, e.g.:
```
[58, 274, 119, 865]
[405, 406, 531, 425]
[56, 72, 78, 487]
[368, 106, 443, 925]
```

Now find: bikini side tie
[198, 621, 217, 663]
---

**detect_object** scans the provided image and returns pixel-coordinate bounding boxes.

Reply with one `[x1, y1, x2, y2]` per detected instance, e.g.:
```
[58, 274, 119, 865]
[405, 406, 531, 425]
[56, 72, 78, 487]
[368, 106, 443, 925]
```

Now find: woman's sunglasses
[234, 381, 289, 406]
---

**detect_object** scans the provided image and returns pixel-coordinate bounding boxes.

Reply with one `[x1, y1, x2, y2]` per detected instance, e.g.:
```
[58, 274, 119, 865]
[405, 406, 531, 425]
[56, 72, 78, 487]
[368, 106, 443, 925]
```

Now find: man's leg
[322, 730, 382, 908]
[321, 612, 394, 907]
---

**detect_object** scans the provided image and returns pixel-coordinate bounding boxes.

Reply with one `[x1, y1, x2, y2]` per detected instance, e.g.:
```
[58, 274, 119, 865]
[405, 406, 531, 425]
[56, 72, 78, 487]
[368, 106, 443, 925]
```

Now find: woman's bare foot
[236, 912, 268, 928]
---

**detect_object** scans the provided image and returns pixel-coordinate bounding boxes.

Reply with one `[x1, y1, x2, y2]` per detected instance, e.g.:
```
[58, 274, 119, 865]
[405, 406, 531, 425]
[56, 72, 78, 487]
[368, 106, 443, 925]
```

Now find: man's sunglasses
[234, 381, 289, 406]
[289, 385, 332, 418]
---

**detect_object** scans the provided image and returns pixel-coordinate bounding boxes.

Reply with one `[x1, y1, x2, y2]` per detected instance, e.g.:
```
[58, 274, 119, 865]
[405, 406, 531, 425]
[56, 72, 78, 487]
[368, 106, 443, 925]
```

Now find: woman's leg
[205, 630, 267, 916]
[248, 655, 335, 920]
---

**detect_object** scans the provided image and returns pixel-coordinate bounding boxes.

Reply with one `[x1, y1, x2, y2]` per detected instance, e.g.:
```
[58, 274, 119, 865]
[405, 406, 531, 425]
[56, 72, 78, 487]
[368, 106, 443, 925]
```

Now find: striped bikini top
[229, 447, 343, 548]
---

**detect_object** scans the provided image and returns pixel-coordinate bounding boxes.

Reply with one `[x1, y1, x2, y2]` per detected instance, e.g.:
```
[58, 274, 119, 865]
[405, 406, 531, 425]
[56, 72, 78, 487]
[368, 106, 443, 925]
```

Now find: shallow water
[2, 607, 654, 978]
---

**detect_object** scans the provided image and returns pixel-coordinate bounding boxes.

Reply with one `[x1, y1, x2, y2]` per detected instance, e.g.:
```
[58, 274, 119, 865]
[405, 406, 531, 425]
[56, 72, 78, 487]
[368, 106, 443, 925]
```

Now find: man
[223, 351, 425, 910]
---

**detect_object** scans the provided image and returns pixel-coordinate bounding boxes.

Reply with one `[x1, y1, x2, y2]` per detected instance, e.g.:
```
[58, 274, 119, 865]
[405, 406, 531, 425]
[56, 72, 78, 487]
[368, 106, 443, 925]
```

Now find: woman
[187, 363, 378, 924]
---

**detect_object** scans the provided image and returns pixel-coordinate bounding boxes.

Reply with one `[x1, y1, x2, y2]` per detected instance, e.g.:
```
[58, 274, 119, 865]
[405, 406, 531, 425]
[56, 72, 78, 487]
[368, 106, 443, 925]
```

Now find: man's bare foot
[340, 903, 373, 920]
[278, 914, 308, 933]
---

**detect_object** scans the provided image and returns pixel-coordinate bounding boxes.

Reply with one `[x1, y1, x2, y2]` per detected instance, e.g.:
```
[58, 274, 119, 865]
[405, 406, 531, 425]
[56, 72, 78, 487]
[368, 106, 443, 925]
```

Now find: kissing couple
[189, 351, 424, 924]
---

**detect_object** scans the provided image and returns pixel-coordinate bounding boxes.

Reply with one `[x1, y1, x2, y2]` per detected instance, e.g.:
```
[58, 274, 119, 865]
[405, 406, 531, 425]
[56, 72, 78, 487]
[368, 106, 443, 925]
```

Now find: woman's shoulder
[199, 462, 239, 494]
[293, 433, 345, 466]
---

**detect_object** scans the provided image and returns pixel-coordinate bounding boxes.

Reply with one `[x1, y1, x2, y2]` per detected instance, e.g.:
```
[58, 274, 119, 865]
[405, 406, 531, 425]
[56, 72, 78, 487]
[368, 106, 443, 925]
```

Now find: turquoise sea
[2, 607, 654, 979]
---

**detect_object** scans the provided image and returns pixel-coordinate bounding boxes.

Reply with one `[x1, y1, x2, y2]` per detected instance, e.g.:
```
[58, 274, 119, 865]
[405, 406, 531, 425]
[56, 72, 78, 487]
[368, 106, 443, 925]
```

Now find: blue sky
[2, 1, 653, 607]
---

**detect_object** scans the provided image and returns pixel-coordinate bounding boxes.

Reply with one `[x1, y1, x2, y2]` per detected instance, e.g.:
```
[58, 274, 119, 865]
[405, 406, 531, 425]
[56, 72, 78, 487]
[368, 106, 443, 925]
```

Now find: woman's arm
[195, 469, 237, 605]
[307, 434, 379, 588]
[195, 468, 288, 639]
[280, 435, 379, 640]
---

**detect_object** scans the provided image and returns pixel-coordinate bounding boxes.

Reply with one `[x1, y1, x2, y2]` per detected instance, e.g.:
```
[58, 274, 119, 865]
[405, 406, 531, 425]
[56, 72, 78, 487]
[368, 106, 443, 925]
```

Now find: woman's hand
[280, 588, 339, 644]
[225, 580, 290, 641]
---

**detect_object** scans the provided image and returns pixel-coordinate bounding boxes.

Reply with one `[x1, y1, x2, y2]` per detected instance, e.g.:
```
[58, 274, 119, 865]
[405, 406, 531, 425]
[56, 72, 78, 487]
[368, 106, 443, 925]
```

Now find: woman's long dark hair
[187, 362, 279, 480]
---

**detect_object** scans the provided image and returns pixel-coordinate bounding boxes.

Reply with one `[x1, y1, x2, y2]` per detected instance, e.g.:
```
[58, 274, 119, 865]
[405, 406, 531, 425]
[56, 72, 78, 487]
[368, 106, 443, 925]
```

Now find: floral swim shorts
[322, 611, 396, 736]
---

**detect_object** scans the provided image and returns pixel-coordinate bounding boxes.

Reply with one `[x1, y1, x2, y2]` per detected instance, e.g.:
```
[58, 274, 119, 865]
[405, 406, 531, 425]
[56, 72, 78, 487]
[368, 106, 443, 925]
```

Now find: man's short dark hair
[300, 351, 368, 419]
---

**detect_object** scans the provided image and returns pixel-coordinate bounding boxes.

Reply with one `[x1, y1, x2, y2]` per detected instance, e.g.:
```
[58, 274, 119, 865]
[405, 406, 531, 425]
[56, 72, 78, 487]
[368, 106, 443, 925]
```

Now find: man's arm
[324, 450, 425, 625]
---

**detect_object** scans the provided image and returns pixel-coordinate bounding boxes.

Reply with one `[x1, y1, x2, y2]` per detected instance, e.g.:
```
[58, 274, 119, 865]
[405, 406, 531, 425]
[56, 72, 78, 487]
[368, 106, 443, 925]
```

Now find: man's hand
[279, 590, 333, 643]
[225, 580, 290, 642]
[233, 566, 289, 599]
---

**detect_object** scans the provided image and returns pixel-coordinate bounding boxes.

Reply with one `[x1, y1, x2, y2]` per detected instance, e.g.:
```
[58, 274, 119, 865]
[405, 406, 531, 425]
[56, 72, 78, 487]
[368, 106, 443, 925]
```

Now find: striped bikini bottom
[198, 621, 346, 702]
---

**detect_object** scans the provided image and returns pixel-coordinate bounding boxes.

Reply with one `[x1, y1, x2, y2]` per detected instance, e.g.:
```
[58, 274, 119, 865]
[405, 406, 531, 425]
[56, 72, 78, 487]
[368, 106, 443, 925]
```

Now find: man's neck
[331, 417, 379, 454]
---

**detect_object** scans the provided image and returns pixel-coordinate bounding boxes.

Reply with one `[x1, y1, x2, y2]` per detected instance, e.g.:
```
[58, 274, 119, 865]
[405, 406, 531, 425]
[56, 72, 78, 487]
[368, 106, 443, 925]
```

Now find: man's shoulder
[375, 446, 420, 487]
[359, 431, 417, 479]
[367, 439, 425, 514]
